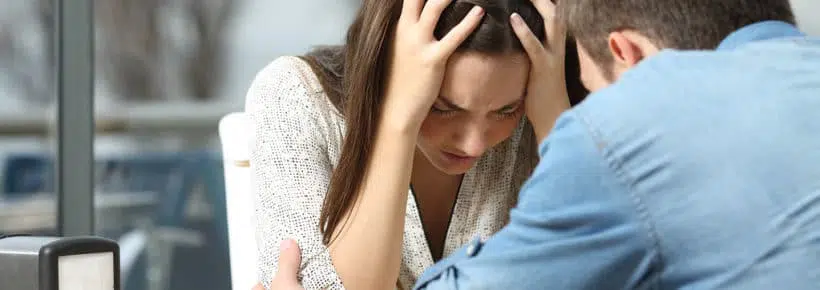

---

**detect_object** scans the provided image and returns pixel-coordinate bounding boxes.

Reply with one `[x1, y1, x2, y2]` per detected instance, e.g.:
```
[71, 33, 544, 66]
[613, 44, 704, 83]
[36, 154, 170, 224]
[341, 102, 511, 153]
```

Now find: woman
[246, 0, 585, 289]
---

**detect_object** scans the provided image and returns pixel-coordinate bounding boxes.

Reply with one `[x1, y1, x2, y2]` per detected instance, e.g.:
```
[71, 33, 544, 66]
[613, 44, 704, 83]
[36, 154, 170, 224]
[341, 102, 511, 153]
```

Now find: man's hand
[252, 239, 305, 290]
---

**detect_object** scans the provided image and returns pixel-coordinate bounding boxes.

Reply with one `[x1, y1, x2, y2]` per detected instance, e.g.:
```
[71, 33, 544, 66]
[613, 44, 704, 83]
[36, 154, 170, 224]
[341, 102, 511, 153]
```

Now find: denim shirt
[414, 21, 820, 290]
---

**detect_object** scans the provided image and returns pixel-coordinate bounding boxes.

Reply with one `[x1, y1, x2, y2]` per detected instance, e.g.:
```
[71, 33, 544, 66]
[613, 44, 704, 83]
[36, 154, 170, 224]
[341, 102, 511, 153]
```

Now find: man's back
[575, 22, 820, 288]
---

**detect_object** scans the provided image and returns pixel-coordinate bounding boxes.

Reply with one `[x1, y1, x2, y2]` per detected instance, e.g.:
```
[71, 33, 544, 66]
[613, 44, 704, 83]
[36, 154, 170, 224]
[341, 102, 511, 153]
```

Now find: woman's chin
[417, 146, 479, 175]
[431, 159, 476, 175]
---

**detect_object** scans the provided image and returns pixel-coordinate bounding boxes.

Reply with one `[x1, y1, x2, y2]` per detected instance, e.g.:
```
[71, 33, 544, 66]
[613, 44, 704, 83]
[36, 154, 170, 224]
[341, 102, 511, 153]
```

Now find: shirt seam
[573, 110, 666, 285]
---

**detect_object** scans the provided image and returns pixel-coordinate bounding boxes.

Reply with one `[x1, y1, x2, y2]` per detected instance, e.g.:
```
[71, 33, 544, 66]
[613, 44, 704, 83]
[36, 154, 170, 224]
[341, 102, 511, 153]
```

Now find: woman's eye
[431, 106, 455, 115]
[498, 105, 520, 115]
[489, 105, 519, 120]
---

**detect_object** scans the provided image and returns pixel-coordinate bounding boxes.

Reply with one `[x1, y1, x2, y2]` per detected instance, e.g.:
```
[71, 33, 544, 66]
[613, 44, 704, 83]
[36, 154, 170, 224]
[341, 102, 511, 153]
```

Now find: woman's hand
[252, 240, 305, 290]
[511, 0, 571, 142]
[325, 2, 484, 289]
[382, 0, 485, 132]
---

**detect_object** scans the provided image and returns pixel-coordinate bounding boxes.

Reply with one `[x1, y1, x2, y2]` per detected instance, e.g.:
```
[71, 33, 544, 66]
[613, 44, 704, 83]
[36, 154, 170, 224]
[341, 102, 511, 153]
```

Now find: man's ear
[607, 31, 645, 69]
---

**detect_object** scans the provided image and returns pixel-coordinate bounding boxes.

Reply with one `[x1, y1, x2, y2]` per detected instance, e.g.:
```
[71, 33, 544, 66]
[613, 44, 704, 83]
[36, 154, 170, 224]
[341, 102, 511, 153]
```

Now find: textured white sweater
[246, 56, 538, 289]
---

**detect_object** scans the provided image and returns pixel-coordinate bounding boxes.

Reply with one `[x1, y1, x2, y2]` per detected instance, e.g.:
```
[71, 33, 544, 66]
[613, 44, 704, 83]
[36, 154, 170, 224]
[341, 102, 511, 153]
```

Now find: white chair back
[218, 112, 258, 290]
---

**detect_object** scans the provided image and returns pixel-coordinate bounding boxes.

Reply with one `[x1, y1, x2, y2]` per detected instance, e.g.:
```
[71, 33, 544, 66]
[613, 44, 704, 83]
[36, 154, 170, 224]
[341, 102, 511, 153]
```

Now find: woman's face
[417, 51, 530, 175]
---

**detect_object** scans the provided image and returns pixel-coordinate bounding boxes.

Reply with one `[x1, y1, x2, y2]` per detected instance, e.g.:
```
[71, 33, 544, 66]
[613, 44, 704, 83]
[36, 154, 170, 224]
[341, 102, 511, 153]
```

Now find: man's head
[557, 0, 796, 92]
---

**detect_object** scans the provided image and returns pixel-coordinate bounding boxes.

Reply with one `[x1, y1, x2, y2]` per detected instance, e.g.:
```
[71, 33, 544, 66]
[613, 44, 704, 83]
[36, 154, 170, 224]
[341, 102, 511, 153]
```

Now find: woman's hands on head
[382, 0, 485, 133]
[511, 0, 571, 142]
[384, 0, 572, 141]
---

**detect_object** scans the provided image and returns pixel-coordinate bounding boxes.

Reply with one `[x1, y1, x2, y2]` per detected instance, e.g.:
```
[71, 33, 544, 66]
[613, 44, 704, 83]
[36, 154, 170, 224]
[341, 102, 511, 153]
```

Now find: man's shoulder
[575, 35, 820, 131]
[616, 35, 820, 83]
[569, 34, 820, 195]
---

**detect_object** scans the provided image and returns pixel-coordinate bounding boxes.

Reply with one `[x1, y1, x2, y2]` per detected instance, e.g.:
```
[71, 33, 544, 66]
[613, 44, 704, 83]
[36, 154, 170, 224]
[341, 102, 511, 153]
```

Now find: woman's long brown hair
[301, 0, 588, 245]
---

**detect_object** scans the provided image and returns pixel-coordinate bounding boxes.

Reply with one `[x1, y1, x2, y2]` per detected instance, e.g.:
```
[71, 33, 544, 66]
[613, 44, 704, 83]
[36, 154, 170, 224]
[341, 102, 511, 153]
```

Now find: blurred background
[0, 1, 816, 290]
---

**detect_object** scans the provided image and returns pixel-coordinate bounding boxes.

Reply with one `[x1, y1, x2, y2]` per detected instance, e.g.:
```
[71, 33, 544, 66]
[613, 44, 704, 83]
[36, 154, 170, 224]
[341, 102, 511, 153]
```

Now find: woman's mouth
[441, 151, 478, 164]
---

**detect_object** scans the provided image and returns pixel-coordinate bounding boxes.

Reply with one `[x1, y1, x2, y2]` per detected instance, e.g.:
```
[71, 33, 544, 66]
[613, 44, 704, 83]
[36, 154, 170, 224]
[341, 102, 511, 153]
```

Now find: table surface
[0, 191, 158, 233]
[0, 190, 215, 233]
[0, 101, 242, 135]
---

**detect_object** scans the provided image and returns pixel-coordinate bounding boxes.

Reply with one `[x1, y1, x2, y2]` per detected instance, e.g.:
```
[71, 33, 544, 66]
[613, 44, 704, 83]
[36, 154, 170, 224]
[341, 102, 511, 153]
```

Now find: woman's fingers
[529, 0, 556, 21]
[510, 13, 545, 64]
[528, 0, 566, 53]
[546, 14, 567, 54]
[401, 0, 424, 22]
[438, 5, 484, 54]
[420, 0, 455, 29]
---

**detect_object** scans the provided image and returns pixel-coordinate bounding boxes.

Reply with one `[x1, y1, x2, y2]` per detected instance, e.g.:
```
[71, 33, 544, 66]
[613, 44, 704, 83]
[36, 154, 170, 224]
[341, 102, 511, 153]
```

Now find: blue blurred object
[103, 152, 230, 290]
[2, 151, 230, 290]
[2, 154, 54, 197]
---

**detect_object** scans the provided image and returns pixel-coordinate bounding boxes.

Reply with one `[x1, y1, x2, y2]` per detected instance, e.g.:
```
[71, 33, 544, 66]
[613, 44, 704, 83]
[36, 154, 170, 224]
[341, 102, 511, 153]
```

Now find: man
[267, 0, 820, 288]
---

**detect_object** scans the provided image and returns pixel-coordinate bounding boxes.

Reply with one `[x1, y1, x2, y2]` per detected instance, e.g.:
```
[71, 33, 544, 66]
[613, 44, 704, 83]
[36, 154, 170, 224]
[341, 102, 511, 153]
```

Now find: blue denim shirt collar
[718, 20, 805, 51]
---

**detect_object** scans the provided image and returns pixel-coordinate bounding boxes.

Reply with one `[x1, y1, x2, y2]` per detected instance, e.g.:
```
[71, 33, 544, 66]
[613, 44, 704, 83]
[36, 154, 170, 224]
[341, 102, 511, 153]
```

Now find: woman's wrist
[379, 107, 426, 137]
[527, 100, 570, 142]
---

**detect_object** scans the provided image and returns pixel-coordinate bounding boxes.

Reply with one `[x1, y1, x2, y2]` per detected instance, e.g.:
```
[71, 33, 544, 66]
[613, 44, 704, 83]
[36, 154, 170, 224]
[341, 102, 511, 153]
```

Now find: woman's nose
[453, 123, 488, 157]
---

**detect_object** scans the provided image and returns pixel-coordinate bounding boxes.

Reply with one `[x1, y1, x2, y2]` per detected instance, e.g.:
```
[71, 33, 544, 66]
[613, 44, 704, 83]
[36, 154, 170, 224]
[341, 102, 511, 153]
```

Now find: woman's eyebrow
[493, 97, 524, 111]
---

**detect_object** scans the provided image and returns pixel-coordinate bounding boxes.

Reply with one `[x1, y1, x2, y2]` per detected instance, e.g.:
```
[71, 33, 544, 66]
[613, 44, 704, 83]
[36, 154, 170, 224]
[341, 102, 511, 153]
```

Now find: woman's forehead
[440, 52, 529, 110]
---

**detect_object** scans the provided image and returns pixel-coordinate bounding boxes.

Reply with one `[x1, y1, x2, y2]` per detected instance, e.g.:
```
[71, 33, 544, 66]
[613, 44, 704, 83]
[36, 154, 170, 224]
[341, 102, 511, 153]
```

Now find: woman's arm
[322, 1, 485, 288]
[247, 57, 345, 290]
[326, 118, 419, 290]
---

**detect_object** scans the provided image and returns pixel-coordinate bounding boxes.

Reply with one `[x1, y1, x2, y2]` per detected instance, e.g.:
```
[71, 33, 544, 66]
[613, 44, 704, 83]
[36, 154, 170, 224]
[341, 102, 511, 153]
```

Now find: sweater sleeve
[245, 56, 346, 290]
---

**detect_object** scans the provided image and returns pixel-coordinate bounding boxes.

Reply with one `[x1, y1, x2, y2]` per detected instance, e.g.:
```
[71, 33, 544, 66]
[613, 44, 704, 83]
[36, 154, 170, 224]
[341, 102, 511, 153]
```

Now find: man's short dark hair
[558, 0, 795, 75]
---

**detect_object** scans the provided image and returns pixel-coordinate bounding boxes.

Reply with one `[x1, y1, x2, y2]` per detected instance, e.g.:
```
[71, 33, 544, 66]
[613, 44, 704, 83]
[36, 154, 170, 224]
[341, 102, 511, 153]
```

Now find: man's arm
[414, 111, 661, 290]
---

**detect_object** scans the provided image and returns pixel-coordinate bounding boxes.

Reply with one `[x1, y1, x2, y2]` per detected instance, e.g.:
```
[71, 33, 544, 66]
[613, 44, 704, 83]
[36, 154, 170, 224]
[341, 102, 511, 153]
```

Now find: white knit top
[246, 56, 538, 290]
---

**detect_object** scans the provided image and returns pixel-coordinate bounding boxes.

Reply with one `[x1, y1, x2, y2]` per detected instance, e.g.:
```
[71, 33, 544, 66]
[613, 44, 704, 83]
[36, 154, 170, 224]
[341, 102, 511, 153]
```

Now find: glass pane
[92, 1, 355, 289]
[793, 0, 820, 35]
[0, 1, 59, 236]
